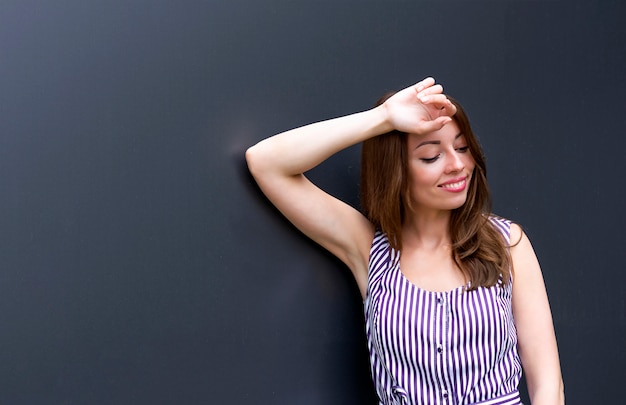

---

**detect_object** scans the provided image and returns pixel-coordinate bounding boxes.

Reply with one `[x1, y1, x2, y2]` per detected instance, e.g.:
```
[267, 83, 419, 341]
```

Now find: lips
[439, 177, 468, 192]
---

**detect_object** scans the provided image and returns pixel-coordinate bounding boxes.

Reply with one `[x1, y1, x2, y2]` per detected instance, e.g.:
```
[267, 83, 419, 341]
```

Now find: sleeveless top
[364, 217, 523, 405]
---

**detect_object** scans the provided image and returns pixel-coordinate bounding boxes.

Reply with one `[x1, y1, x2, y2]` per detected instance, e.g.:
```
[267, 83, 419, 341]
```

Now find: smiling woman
[406, 123, 474, 210]
[246, 77, 564, 405]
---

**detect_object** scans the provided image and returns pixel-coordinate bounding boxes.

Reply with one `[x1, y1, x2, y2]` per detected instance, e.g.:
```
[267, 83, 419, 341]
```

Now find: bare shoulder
[508, 222, 543, 285]
[509, 222, 524, 247]
[508, 222, 535, 257]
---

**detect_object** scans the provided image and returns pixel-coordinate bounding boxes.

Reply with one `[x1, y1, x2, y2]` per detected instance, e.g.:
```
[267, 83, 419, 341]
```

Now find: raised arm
[510, 224, 565, 404]
[245, 77, 455, 297]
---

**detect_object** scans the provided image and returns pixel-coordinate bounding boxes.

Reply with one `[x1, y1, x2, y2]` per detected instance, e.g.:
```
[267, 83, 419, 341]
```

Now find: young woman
[245, 77, 564, 405]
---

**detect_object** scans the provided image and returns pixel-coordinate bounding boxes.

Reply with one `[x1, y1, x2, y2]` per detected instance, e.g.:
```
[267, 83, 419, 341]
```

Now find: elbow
[528, 377, 565, 405]
[557, 378, 565, 404]
[245, 144, 264, 179]
[246, 139, 286, 180]
[246, 139, 297, 183]
[551, 380, 566, 405]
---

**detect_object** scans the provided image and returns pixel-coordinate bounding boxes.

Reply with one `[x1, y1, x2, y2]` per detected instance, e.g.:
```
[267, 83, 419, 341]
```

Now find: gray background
[1, 0, 624, 403]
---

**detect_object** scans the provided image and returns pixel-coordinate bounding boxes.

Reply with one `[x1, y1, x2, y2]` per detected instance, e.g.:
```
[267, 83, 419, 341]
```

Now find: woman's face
[406, 120, 476, 215]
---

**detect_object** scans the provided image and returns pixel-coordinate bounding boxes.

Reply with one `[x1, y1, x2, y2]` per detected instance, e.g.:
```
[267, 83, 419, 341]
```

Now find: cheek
[460, 151, 476, 172]
[408, 163, 439, 186]
[466, 156, 476, 173]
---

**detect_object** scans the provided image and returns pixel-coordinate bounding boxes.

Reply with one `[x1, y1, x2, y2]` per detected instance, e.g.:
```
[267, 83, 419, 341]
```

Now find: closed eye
[420, 155, 440, 163]
[456, 146, 469, 153]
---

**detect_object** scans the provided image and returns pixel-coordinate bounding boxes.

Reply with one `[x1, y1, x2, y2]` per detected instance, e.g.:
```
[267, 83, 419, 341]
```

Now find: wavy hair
[360, 94, 512, 289]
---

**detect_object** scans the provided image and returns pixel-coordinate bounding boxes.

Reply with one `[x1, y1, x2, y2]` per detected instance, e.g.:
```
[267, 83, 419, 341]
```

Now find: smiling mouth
[439, 178, 467, 191]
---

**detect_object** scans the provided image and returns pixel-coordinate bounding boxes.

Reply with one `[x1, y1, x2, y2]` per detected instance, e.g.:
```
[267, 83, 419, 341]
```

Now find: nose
[445, 150, 465, 173]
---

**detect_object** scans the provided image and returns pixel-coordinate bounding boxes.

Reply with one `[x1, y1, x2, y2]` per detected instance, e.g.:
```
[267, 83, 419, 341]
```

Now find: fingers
[413, 77, 453, 105]
[417, 92, 446, 105]
[414, 77, 435, 93]
[420, 116, 453, 133]
[442, 100, 457, 116]
[419, 93, 456, 115]
[414, 76, 455, 114]
[415, 80, 453, 112]
[417, 84, 444, 100]
[430, 95, 456, 116]
[395, 77, 457, 133]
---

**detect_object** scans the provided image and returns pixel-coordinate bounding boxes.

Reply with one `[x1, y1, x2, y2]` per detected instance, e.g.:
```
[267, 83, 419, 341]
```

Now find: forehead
[406, 121, 462, 149]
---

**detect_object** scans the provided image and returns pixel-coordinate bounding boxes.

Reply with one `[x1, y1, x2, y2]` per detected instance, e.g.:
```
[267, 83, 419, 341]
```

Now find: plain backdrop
[1, 1, 624, 404]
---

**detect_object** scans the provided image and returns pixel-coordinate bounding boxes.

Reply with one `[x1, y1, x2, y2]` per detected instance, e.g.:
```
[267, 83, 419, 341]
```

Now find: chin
[442, 195, 469, 211]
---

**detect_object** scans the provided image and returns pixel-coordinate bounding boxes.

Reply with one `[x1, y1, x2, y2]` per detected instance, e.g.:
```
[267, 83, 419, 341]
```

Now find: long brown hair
[360, 94, 512, 289]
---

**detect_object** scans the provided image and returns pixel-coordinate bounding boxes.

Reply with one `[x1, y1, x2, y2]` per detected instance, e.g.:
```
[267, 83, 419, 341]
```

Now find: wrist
[369, 104, 395, 135]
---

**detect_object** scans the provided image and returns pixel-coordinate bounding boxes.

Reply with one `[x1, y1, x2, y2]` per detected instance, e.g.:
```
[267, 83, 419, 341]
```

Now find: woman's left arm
[510, 224, 565, 405]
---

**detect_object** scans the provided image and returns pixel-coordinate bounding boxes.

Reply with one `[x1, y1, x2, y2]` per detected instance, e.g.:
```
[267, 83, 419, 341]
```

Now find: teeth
[441, 180, 465, 189]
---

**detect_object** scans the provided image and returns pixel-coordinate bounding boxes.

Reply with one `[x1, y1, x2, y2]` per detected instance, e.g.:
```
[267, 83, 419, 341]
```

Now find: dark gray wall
[1, 1, 624, 404]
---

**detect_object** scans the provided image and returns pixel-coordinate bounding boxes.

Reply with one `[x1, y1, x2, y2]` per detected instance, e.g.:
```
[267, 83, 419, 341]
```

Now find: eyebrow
[415, 132, 464, 149]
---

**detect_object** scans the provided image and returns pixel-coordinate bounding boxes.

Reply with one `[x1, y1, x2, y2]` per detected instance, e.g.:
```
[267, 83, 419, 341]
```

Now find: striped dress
[364, 217, 523, 405]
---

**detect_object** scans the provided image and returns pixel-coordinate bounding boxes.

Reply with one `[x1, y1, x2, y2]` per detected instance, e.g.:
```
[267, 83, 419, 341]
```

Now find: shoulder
[507, 223, 541, 286]
[509, 222, 524, 247]
[486, 215, 511, 243]
[486, 215, 525, 247]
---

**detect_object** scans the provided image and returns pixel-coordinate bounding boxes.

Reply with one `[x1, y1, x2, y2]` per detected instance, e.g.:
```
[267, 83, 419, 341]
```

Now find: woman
[245, 77, 564, 404]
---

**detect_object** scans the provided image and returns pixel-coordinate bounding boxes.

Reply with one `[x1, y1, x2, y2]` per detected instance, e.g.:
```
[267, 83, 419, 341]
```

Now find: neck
[402, 209, 452, 251]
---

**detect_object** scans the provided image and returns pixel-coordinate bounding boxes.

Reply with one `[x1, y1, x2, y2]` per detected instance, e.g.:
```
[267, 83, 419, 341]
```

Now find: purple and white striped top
[364, 217, 523, 405]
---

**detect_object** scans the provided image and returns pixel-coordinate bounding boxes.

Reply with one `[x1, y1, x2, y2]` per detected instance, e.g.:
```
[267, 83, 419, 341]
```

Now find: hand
[382, 77, 457, 135]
